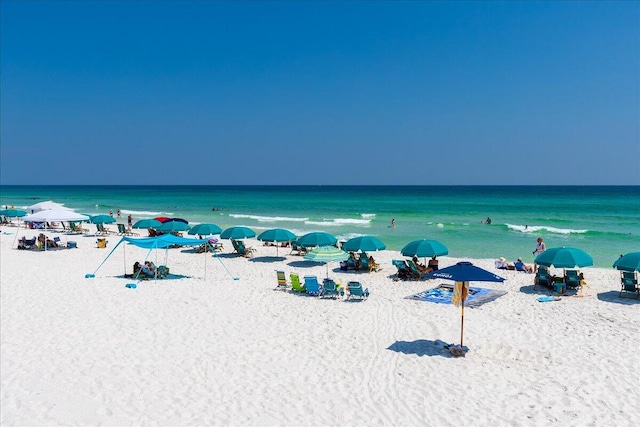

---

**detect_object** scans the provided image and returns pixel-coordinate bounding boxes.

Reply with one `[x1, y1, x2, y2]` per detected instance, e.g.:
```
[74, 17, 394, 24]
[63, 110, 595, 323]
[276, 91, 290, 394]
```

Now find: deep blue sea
[1, 185, 638, 268]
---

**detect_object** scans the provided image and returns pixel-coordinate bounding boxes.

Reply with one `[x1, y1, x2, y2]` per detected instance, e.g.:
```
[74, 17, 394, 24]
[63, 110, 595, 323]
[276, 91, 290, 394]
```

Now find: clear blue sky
[1, 0, 638, 185]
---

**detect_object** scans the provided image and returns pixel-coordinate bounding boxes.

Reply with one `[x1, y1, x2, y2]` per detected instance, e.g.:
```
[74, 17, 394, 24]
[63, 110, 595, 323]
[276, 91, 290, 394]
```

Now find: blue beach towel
[406, 284, 507, 307]
[537, 296, 561, 303]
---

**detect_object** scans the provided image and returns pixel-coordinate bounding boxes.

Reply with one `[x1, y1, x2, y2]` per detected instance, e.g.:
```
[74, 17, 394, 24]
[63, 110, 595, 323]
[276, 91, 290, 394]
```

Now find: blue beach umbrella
[613, 252, 640, 272]
[188, 223, 223, 236]
[220, 226, 256, 240]
[424, 261, 505, 352]
[90, 214, 116, 224]
[401, 239, 449, 258]
[132, 219, 163, 229]
[342, 236, 386, 252]
[156, 220, 191, 233]
[297, 231, 338, 248]
[535, 247, 593, 269]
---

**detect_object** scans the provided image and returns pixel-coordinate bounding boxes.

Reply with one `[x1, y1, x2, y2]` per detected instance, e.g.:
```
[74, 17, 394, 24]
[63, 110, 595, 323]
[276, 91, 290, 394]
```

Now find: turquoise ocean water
[1, 186, 638, 268]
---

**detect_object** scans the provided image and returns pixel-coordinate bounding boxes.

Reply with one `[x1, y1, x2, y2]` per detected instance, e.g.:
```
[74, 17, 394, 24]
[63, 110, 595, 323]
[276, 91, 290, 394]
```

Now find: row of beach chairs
[276, 271, 369, 300]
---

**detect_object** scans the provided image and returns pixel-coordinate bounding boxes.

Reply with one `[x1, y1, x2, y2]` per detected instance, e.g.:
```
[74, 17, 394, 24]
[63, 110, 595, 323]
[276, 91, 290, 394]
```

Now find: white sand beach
[1, 226, 638, 426]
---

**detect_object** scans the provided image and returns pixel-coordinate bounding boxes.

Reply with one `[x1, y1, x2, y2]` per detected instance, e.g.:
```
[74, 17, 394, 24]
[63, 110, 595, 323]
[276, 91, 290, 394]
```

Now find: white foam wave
[120, 210, 165, 216]
[360, 213, 376, 219]
[229, 214, 308, 223]
[304, 218, 371, 227]
[505, 224, 588, 234]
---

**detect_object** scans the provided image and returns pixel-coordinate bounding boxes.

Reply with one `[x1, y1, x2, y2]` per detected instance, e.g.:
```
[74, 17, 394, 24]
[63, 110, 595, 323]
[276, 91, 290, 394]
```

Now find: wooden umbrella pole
[460, 297, 465, 348]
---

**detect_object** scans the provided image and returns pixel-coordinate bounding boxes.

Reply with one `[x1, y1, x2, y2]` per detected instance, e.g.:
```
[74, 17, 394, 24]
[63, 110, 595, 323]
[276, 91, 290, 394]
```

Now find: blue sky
[1, 1, 638, 185]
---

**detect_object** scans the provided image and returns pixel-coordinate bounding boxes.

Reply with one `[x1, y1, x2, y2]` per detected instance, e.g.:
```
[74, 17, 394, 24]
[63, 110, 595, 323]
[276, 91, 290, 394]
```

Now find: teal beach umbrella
[188, 223, 223, 236]
[401, 239, 449, 258]
[0, 209, 27, 217]
[342, 236, 386, 252]
[90, 214, 116, 224]
[535, 247, 593, 269]
[257, 228, 297, 256]
[297, 232, 337, 248]
[132, 219, 162, 229]
[220, 226, 256, 240]
[613, 252, 640, 272]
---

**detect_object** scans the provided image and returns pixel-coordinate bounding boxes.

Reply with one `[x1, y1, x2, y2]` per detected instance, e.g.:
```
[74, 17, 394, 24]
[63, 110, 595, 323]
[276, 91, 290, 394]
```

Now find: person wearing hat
[495, 257, 514, 270]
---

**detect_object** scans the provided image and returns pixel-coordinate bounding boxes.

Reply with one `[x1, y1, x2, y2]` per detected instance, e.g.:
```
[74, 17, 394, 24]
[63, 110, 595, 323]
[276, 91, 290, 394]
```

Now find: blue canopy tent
[86, 235, 226, 281]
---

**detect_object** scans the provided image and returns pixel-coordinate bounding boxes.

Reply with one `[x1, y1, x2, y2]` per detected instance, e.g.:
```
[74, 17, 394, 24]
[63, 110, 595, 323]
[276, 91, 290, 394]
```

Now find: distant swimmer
[391, 218, 395, 228]
[485, 217, 492, 225]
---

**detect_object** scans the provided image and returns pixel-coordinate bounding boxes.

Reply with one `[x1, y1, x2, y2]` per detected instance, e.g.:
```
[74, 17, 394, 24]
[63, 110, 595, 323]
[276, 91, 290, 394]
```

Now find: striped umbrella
[304, 246, 349, 277]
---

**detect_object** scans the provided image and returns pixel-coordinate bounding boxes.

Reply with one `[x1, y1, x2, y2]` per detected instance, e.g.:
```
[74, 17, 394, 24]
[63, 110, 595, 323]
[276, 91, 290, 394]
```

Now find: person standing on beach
[109, 209, 113, 217]
[117, 209, 121, 218]
[127, 214, 133, 228]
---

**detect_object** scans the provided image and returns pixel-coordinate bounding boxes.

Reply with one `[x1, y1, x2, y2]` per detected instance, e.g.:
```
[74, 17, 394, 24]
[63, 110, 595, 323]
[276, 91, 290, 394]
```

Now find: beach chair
[18, 237, 37, 250]
[564, 270, 581, 290]
[290, 273, 306, 293]
[392, 259, 411, 280]
[157, 265, 170, 278]
[276, 270, 288, 291]
[236, 240, 255, 257]
[359, 254, 370, 272]
[534, 266, 553, 290]
[321, 278, 340, 299]
[406, 259, 426, 280]
[347, 254, 358, 270]
[619, 271, 639, 299]
[289, 241, 307, 256]
[343, 281, 369, 300]
[53, 236, 64, 247]
[117, 223, 127, 235]
[304, 276, 321, 296]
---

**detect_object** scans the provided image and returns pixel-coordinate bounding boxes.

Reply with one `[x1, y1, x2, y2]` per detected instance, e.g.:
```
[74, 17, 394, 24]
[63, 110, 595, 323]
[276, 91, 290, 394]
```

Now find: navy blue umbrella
[424, 262, 505, 351]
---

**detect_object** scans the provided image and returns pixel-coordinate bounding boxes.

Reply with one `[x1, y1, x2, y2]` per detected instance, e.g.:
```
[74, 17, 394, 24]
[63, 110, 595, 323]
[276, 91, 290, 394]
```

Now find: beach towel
[537, 296, 561, 302]
[406, 284, 507, 307]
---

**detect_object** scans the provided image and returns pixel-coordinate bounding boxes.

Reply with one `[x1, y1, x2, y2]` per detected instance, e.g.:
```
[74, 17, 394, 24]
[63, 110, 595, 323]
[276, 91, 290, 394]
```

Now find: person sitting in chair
[428, 255, 439, 272]
[140, 261, 156, 278]
[412, 256, 428, 274]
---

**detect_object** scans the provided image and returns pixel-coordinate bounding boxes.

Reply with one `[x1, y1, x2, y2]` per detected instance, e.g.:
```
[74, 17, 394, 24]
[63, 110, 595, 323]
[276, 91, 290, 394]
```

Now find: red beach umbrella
[154, 216, 170, 223]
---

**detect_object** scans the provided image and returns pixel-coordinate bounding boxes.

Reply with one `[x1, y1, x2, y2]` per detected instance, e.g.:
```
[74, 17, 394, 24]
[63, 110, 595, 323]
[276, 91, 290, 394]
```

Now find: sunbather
[514, 258, 533, 273]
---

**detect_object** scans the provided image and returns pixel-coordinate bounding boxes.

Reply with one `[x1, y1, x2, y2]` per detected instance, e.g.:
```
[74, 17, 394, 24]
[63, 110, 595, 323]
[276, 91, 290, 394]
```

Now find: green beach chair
[619, 271, 639, 299]
[290, 273, 306, 293]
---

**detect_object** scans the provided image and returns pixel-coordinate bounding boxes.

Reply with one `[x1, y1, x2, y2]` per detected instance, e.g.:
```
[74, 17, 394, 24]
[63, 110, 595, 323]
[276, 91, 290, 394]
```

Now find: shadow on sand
[387, 339, 468, 358]
[596, 290, 640, 305]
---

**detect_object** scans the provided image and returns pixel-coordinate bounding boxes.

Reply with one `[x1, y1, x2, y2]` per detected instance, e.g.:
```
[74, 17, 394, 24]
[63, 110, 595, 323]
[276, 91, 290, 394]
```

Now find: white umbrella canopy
[23, 209, 90, 222]
[27, 200, 73, 213]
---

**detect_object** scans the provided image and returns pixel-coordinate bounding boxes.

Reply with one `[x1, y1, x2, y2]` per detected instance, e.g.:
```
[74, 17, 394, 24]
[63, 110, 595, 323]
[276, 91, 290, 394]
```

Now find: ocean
[1, 185, 638, 268]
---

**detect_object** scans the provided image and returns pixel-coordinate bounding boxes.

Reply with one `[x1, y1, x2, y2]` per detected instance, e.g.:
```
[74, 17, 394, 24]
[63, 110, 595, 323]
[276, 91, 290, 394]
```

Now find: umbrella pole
[460, 297, 465, 348]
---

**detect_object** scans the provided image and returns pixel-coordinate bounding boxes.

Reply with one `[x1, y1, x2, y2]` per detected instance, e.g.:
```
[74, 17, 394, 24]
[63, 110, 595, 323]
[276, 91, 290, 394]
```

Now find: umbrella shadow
[214, 253, 241, 259]
[250, 256, 287, 263]
[519, 284, 558, 295]
[288, 260, 323, 269]
[596, 291, 640, 305]
[387, 339, 468, 358]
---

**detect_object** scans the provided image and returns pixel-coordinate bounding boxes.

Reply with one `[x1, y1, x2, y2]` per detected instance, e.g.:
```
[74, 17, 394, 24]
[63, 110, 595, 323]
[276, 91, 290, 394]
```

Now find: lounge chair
[276, 270, 288, 291]
[289, 241, 308, 256]
[18, 237, 37, 250]
[347, 254, 359, 270]
[359, 254, 370, 272]
[619, 271, 639, 299]
[342, 281, 369, 300]
[392, 259, 411, 280]
[290, 273, 306, 293]
[406, 259, 426, 280]
[321, 278, 340, 299]
[534, 266, 553, 290]
[304, 276, 321, 296]
[564, 270, 582, 290]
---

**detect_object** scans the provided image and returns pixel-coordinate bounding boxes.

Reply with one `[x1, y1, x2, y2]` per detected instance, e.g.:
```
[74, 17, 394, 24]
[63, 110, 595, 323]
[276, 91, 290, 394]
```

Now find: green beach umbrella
[220, 226, 256, 240]
[613, 252, 640, 272]
[188, 223, 223, 236]
[156, 220, 191, 233]
[535, 247, 593, 269]
[90, 214, 116, 224]
[132, 219, 163, 229]
[0, 209, 27, 217]
[342, 236, 386, 252]
[297, 231, 338, 248]
[258, 228, 297, 256]
[401, 239, 449, 258]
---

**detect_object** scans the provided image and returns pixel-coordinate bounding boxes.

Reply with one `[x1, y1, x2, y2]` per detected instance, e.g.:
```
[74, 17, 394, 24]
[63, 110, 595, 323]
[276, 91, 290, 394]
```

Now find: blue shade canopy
[132, 219, 163, 229]
[401, 239, 449, 257]
[122, 234, 205, 249]
[156, 220, 191, 233]
[304, 246, 350, 263]
[169, 218, 189, 224]
[613, 252, 640, 272]
[0, 209, 27, 217]
[297, 232, 338, 248]
[535, 247, 593, 268]
[257, 228, 297, 242]
[220, 226, 256, 240]
[188, 223, 222, 236]
[90, 214, 116, 224]
[342, 236, 386, 252]
[425, 261, 505, 283]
